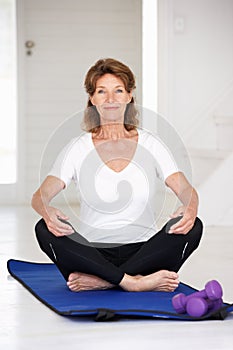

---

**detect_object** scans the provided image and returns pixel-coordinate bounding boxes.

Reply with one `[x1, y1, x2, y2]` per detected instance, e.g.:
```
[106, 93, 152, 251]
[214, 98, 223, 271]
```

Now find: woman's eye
[97, 90, 105, 94]
[116, 89, 123, 93]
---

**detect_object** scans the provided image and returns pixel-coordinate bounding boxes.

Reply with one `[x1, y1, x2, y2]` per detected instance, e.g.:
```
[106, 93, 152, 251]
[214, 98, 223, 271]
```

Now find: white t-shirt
[48, 128, 178, 244]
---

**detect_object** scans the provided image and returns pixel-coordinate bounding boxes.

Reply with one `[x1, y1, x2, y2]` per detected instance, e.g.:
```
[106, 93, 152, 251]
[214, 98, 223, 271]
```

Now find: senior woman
[31, 58, 203, 292]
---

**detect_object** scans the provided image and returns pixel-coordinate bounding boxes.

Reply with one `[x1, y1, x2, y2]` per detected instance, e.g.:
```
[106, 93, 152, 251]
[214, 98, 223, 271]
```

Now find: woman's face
[90, 73, 132, 124]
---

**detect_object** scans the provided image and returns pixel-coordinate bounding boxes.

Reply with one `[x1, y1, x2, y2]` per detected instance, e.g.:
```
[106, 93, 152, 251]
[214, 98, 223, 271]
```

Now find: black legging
[35, 216, 203, 285]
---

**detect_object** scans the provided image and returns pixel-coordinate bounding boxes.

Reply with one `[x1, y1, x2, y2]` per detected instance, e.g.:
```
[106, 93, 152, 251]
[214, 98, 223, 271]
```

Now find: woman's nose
[106, 92, 114, 103]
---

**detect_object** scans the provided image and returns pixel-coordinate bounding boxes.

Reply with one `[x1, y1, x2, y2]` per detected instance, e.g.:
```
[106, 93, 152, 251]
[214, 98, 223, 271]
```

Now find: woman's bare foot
[120, 270, 179, 292]
[139, 270, 179, 292]
[67, 272, 115, 292]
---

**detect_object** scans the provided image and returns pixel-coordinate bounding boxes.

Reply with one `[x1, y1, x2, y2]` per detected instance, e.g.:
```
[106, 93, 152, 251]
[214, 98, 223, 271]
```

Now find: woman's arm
[31, 175, 74, 236]
[165, 172, 199, 234]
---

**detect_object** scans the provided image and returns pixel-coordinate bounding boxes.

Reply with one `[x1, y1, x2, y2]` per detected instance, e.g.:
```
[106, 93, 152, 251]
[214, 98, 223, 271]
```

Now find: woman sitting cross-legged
[31, 58, 203, 293]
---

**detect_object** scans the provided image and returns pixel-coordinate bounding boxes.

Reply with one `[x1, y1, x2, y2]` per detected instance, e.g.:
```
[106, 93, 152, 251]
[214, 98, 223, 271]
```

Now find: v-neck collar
[90, 129, 140, 174]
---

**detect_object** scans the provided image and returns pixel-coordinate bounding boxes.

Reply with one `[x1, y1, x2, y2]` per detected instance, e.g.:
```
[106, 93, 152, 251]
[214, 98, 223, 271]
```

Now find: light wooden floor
[1, 206, 233, 350]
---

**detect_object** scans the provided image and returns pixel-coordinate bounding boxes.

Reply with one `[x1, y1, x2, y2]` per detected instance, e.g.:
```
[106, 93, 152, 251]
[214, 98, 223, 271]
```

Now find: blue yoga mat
[7, 259, 233, 321]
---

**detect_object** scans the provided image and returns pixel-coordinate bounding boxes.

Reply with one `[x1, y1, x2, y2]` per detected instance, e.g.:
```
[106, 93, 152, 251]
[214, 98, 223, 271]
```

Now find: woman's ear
[128, 92, 133, 103]
[89, 96, 94, 105]
[127, 91, 133, 103]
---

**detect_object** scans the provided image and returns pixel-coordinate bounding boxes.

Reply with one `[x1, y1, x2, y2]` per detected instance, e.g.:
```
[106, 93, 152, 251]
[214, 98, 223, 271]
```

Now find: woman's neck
[95, 123, 131, 141]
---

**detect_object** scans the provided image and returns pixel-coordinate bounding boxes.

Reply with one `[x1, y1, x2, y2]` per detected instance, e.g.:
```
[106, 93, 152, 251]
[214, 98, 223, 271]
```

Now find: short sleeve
[48, 138, 78, 188]
[147, 133, 179, 181]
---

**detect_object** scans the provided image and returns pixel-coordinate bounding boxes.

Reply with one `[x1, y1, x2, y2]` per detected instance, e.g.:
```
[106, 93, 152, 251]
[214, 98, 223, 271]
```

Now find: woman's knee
[193, 217, 203, 237]
[35, 217, 46, 231]
[35, 218, 51, 242]
[187, 217, 203, 251]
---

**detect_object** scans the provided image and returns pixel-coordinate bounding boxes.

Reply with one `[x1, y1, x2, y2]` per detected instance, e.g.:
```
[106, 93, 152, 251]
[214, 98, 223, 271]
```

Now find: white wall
[158, 0, 233, 149]
[157, 0, 233, 226]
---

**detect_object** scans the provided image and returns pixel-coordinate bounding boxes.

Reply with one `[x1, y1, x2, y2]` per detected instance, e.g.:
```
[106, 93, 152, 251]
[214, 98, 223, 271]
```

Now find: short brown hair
[82, 58, 139, 132]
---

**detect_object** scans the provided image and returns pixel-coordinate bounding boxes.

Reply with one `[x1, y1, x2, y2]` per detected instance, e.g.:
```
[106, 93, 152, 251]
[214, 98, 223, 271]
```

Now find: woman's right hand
[44, 206, 74, 237]
[31, 176, 74, 237]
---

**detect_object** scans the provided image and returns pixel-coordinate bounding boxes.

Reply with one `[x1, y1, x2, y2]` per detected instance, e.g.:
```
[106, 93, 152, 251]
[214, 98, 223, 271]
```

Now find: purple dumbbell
[186, 297, 223, 317]
[172, 280, 223, 314]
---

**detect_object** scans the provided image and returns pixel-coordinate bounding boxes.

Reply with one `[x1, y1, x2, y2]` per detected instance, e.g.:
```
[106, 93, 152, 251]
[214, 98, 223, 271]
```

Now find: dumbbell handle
[186, 280, 223, 301]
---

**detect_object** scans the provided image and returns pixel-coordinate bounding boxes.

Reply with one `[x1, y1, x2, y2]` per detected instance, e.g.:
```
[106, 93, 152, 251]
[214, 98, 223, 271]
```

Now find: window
[0, 0, 17, 184]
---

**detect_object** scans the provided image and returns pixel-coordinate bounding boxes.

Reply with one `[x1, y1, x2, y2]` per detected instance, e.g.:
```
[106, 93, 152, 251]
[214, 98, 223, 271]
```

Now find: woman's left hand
[165, 172, 199, 235]
[168, 205, 196, 235]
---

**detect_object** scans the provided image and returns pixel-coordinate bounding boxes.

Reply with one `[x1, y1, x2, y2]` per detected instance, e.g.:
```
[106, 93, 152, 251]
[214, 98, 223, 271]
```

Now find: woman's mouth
[103, 104, 120, 110]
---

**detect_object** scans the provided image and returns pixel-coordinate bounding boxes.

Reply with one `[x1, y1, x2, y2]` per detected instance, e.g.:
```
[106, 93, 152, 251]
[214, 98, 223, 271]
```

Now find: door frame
[15, 0, 27, 204]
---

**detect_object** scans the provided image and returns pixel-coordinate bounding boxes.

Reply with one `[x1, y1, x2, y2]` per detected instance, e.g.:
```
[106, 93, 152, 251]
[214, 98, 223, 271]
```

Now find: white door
[4, 0, 142, 205]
